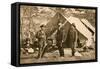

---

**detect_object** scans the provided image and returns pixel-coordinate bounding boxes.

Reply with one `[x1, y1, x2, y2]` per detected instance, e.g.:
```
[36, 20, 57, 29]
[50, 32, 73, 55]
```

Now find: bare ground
[20, 48, 95, 64]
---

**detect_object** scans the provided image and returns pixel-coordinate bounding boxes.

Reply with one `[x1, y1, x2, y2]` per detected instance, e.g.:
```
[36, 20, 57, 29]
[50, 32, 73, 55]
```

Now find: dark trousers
[40, 45, 49, 58]
[56, 41, 64, 57]
[37, 40, 45, 58]
[71, 42, 76, 56]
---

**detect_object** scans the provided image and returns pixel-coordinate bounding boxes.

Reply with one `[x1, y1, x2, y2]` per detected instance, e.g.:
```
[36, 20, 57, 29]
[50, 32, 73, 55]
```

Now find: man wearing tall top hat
[56, 21, 65, 58]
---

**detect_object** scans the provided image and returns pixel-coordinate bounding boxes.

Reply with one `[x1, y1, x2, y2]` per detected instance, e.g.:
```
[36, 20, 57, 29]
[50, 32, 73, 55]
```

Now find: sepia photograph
[19, 4, 97, 64]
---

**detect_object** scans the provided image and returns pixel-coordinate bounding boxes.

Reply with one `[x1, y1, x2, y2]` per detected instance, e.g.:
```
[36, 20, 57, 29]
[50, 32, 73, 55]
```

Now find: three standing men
[36, 22, 77, 59]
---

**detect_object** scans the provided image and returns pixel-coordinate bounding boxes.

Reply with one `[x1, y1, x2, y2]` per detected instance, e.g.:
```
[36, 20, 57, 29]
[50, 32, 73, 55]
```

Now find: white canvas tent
[80, 18, 95, 42]
[66, 16, 93, 46]
[67, 16, 92, 40]
[81, 19, 95, 33]
[45, 12, 93, 47]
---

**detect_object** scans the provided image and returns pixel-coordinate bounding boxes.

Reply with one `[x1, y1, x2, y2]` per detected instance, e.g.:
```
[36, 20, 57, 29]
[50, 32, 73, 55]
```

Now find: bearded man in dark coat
[69, 23, 78, 56]
[56, 22, 65, 58]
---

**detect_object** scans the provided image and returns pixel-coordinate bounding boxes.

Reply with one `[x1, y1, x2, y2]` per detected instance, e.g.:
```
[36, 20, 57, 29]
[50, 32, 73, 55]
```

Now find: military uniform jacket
[36, 30, 46, 41]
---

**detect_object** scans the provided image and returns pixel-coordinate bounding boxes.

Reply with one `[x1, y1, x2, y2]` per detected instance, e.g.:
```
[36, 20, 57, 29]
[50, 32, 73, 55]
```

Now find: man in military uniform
[36, 25, 46, 58]
[56, 22, 65, 58]
[69, 23, 78, 56]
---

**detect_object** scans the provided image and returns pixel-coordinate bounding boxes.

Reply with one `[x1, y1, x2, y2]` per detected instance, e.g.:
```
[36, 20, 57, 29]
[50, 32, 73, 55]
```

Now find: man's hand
[62, 40, 64, 43]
